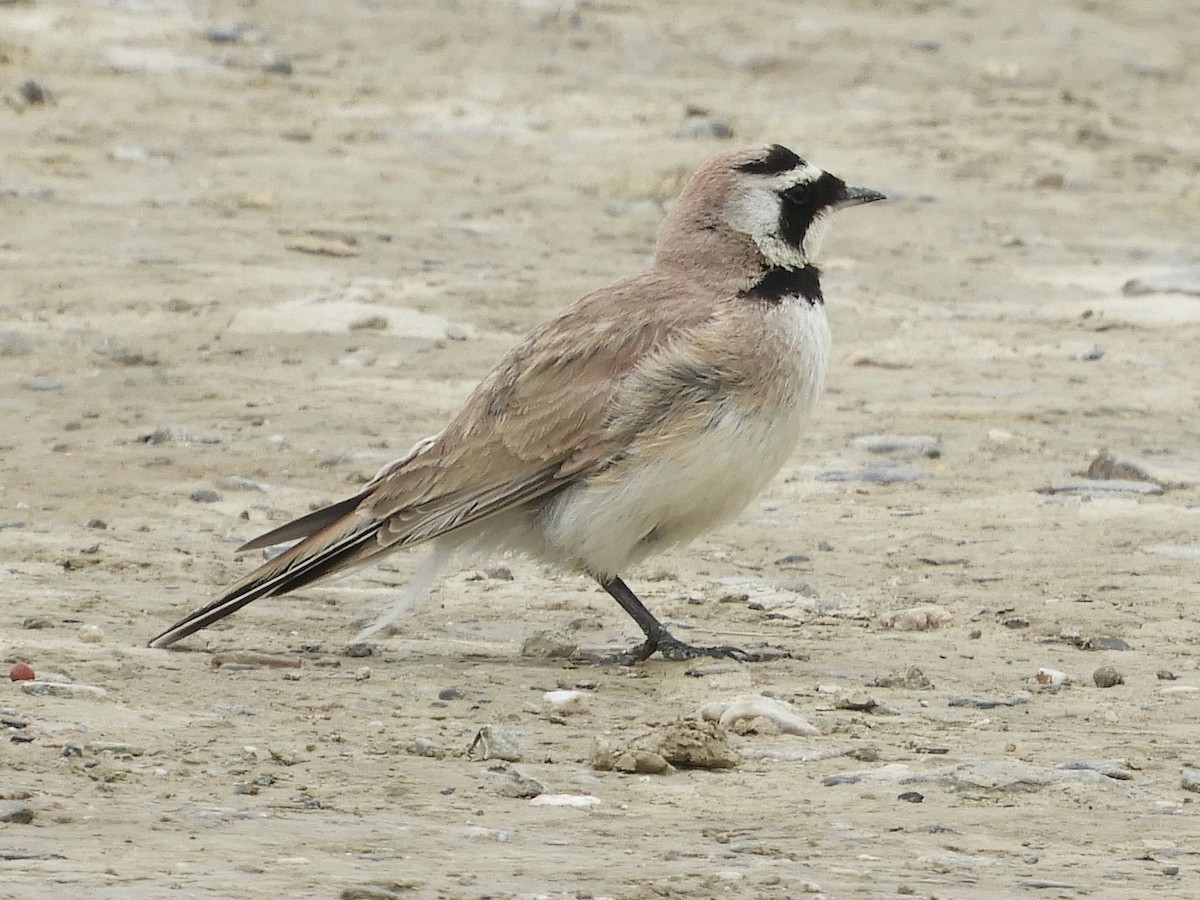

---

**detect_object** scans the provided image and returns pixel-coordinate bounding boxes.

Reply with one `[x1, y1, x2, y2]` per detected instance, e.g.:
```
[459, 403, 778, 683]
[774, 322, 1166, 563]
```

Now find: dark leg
[597, 575, 763, 664]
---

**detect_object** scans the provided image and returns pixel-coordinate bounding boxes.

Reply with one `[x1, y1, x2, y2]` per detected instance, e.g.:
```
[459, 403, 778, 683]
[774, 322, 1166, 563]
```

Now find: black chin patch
[779, 171, 845, 249]
[740, 265, 823, 306]
[736, 144, 805, 175]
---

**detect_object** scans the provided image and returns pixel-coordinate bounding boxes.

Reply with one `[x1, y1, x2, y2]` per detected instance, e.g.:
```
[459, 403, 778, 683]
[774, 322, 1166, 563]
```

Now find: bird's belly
[536, 398, 809, 577]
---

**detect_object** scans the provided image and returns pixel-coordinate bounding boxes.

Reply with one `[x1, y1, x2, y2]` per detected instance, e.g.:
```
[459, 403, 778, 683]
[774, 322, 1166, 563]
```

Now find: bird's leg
[596, 575, 761, 664]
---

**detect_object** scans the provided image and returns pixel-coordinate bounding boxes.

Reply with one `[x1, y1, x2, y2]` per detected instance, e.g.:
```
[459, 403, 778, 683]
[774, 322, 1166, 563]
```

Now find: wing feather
[150, 273, 718, 647]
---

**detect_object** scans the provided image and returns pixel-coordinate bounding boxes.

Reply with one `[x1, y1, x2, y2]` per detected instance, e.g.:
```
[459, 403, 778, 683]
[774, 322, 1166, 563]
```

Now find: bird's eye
[781, 173, 845, 219]
[781, 182, 810, 207]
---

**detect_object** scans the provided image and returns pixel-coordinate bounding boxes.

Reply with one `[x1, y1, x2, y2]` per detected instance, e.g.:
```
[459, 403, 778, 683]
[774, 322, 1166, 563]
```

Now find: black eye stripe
[778, 172, 845, 248]
[736, 144, 805, 175]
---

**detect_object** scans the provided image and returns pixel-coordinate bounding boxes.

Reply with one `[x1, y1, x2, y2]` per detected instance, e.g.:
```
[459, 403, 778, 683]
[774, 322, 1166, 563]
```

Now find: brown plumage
[149, 144, 883, 660]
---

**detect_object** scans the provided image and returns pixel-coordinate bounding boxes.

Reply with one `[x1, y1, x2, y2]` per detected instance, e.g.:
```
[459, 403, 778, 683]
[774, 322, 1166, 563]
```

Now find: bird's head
[655, 143, 885, 281]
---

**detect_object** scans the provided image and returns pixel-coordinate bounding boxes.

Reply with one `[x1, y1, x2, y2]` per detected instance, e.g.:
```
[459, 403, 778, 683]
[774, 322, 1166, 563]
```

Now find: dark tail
[147, 512, 380, 648]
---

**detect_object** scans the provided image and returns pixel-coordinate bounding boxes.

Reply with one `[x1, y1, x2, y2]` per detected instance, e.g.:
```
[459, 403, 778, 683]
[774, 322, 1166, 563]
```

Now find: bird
[148, 143, 884, 662]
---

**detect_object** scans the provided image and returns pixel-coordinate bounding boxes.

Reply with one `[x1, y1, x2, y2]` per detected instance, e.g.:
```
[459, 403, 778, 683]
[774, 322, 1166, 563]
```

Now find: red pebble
[9, 662, 35, 682]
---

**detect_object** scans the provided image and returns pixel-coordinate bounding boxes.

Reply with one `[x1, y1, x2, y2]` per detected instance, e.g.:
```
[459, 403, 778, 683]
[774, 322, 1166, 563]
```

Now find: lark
[149, 144, 884, 662]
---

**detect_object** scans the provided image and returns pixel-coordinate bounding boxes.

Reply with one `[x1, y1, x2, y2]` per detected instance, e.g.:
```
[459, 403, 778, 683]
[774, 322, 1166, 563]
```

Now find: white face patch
[801, 211, 832, 262]
[723, 163, 832, 268]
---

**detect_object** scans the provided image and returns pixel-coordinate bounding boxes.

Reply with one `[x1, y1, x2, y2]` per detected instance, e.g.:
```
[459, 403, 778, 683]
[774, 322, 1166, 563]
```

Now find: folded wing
[148, 274, 716, 648]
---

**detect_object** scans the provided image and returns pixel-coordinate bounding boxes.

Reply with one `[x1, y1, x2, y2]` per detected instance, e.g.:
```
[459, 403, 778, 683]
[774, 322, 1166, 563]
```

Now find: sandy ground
[3, 0, 1200, 897]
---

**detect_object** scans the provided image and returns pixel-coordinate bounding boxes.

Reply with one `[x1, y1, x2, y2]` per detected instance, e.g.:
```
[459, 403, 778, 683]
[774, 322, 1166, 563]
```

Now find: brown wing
[148, 272, 715, 647]
[359, 271, 719, 542]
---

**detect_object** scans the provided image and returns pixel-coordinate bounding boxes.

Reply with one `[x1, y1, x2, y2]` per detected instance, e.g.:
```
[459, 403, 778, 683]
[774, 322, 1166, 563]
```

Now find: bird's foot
[656, 634, 764, 662]
[596, 631, 768, 665]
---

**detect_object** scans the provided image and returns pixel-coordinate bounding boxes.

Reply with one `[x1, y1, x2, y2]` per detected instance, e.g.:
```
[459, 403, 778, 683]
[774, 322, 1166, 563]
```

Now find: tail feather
[237, 493, 367, 551]
[147, 522, 380, 648]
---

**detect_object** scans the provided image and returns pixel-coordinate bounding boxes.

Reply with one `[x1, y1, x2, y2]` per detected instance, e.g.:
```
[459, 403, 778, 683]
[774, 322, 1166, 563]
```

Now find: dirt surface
[4, 1, 1200, 897]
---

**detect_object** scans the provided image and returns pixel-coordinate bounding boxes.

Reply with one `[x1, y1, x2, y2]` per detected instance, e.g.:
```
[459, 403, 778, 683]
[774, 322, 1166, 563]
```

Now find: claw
[656, 635, 761, 662]
[593, 630, 771, 665]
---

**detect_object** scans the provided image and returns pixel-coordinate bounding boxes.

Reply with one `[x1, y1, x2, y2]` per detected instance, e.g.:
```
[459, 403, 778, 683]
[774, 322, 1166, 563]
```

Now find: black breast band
[740, 266, 823, 305]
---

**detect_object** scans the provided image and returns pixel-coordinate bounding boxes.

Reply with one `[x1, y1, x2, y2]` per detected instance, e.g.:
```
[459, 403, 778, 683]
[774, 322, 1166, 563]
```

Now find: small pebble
[698, 694, 820, 736]
[1057, 759, 1132, 780]
[528, 794, 600, 808]
[342, 643, 373, 658]
[214, 475, 269, 493]
[77, 624, 104, 644]
[1181, 768, 1200, 794]
[1035, 667, 1072, 686]
[948, 694, 1029, 710]
[1093, 666, 1124, 688]
[1038, 479, 1162, 497]
[22, 682, 108, 700]
[413, 737, 444, 758]
[18, 79, 52, 105]
[87, 741, 145, 757]
[0, 802, 34, 825]
[1085, 450, 1162, 486]
[498, 768, 546, 799]
[898, 791, 924, 803]
[139, 426, 173, 445]
[191, 489, 221, 503]
[613, 749, 673, 774]
[1164, 865, 1180, 877]
[469, 725, 522, 762]
[9, 662, 35, 682]
[212, 650, 301, 669]
[649, 719, 739, 769]
[590, 737, 615, 770]
[286, 236, 358, 257]
[836, 691, 878, 712]
[542, 689, 587, 713]
[872, 666, 934, 690]
[849, 434, 941, 458]
[520, 632, 577, 659]
[205, 22, 253, 43]
[878, 605, 952, 631]
[1122, 266, 1200, 297]
[342, 882, 422, 898]
[818, 464, 932, 484]
[437, 687, 464, 701]
[1080, 635, 1131, 652]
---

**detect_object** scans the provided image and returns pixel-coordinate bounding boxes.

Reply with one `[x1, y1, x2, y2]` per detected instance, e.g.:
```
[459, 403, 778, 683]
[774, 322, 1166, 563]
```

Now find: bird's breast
[753, 293, 831, 414]
[533, 297, 830, 578]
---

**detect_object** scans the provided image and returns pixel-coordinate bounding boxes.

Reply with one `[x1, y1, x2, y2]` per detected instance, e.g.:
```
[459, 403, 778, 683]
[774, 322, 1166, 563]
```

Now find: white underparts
[534, 297, 830, 578]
